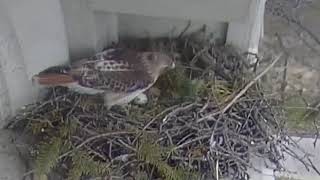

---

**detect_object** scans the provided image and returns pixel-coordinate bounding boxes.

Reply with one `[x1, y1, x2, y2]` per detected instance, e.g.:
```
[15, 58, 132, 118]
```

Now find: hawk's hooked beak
[171, 61, 176, 69]
[171, 52, 180, 69]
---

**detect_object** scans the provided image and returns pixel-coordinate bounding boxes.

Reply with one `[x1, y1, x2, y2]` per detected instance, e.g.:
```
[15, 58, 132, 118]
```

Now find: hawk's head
[141, 51, 176, 78]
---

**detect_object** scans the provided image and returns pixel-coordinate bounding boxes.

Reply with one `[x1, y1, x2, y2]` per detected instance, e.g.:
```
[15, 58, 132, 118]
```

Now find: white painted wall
[60, 0, 119, 60]
[0, 1, 34, 127]
[60, 1, 226, 60]
[0, 4, 14, 127]
[88, 0, 251, 22]
[3, 0, 69, 78]
[118, 13, 227, 40]
[89, 0, 266, 53]
[0, 0, 69, 127]
[60, 0, 99, 60]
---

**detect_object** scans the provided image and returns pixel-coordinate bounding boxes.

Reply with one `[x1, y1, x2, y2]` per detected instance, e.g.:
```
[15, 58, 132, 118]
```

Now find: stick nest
[9, 29, 316, 180]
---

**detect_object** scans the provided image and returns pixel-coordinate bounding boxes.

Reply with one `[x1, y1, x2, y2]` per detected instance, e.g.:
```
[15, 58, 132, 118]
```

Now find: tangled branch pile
[9, 28, 319, 180]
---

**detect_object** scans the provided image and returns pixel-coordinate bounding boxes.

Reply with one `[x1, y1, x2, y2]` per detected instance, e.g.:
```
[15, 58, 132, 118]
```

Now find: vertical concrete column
[0, 0, 33, 127]
[4, 0, 69, 78]
[0, 2, 12, 125]
[227, 0, 267, 54]
[248, 0, 267, 54]
[0, 59, 11, 127]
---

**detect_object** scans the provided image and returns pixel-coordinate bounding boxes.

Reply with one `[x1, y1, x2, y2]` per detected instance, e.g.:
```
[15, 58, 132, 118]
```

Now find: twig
[313, 122, 319, 148]
[132, 105, 180, 144]
[275, 33, 290, 101]
[163, 103, 196, 122]
[292, 19, 320, 46]
[178, 20, 191, 39]
[307, 157, 320, 175]
[220, 53, 283, 114]
[59, 131, 136, 159]
[173, 135, 210, 150]
[216, 160, 219, 180]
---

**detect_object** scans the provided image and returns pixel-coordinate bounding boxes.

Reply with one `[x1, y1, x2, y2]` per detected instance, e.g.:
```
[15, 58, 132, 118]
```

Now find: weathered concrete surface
[0, 130, 27, 180]
[275, 137, 320, 180]
[248, 158, 275, 180]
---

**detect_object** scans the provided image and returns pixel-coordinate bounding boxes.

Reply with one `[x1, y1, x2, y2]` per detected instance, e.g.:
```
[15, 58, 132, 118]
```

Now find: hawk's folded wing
[70, 48, 154, 93]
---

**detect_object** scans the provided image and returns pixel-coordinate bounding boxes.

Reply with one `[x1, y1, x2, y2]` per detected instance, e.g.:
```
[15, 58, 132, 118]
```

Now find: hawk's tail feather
[32, 73, 76, 86]
[38, 65, 71, 75]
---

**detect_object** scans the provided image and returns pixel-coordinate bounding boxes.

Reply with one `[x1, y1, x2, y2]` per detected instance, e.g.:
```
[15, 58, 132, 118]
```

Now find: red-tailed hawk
[32, 48, 175, 108]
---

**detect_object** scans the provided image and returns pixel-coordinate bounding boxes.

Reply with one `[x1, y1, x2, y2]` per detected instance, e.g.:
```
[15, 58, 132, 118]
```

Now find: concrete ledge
[88, 0, 251, 22]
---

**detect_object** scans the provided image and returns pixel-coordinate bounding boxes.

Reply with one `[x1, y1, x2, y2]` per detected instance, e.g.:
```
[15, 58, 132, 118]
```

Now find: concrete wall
[89, 0, 266, 52]
[0, 0, 69, 127]
[4, 0, 69, 78]
[0, 2, 17, 127]
[0, 1, 34, 127]
[60, 0, 113, 60]
[60, 0, 228, 60]
[118, 13, 227, 40]
[88, 0, 251, 22]
[61, 0, 265, 58]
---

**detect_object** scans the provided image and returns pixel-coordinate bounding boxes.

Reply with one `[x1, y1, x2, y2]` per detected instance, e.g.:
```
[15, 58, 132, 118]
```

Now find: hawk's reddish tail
[32, 73, 75, 86]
